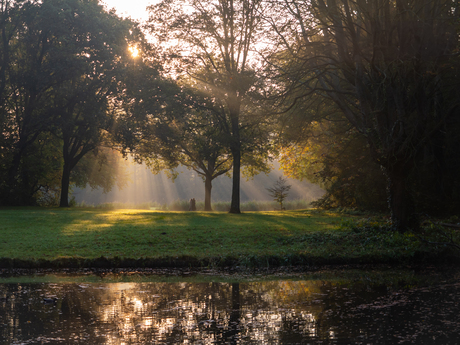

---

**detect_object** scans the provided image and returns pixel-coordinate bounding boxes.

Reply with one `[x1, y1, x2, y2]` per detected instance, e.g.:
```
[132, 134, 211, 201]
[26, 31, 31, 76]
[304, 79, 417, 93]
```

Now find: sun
[129, 45, 140, 58]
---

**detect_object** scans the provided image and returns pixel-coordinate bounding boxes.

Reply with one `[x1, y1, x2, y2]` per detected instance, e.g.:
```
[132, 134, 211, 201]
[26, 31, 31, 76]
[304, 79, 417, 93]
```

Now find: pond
[0, 268, 459, 344]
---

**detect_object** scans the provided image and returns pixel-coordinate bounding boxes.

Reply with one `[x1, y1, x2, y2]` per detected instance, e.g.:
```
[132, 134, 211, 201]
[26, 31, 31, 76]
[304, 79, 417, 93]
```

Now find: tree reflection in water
[0, 278, 459, 344]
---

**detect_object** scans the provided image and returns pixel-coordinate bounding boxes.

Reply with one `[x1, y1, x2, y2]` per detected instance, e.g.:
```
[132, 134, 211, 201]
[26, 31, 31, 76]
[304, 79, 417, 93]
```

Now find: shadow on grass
[0, 208, 458, 269]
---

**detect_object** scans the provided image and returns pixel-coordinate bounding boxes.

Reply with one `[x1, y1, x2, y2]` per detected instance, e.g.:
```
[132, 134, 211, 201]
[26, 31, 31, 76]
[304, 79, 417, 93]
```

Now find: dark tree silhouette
[269, 0, 460, 231]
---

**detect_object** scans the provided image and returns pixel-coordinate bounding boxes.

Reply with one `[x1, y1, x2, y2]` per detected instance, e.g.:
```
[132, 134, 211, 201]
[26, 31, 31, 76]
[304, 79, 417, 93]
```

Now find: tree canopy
[146, 0, 274, 213]
[118, 72, 234, 211]
[0, 0, 147, 206]
[268, 0, 460, 231]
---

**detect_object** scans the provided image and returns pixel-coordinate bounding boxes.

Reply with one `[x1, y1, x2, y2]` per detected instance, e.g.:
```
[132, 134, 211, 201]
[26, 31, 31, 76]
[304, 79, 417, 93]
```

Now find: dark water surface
[0, 269, 459, 344]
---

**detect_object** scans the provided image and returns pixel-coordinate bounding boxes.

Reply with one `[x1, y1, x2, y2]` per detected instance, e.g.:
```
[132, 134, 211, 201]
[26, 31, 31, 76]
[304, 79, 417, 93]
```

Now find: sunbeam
[73, 158, 323, 208]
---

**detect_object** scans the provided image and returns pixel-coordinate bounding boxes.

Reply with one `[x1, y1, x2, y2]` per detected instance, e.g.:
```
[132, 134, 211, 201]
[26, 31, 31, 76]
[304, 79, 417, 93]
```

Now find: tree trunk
[229, 97, 241, 214]
[204, 174, 213, 211]
[6, 141, 35, 205]
[59, 162, 71, 207]
[229, 147, 241, 213]
[6, 149, 22, 204]
[385, 163, 419, 233]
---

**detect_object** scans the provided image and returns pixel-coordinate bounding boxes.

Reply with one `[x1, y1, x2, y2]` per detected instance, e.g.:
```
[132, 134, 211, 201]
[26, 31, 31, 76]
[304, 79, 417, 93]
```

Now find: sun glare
[129, 45, 140, 58]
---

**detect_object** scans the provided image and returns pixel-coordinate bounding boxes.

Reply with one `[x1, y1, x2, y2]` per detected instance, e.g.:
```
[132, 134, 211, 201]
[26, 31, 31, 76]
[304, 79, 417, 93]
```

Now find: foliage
[0, 0, 62, 205]
[266, 176, 292, 210]
[123, 79, 234, 211]
[279, 102, 460, 214]
[72, 148, 129, 194]
[280, 120, 388, 211]
[0, 0, 145, 206]
[269, 0, 460, 232]
[146, 0, 274, 213]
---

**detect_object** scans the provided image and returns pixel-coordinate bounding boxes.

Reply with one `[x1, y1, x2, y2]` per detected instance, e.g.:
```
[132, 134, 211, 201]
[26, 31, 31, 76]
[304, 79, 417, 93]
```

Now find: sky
[101, 0, 154, 23]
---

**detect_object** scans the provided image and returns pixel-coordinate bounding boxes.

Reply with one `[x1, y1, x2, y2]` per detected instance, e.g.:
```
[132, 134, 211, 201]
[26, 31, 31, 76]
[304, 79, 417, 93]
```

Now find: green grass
[0, 208, 458, 269]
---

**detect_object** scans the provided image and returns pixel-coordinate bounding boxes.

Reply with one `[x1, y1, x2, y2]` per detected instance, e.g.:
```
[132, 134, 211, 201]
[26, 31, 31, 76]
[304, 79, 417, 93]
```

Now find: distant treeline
[74, 199, 312, 212]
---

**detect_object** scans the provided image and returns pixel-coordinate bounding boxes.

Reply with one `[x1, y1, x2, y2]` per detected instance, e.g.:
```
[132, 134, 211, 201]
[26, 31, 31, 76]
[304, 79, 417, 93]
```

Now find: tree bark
[229, 147, 241, 213]
[204, 173, 213, 211]
[59, 140, 90, 207]
[59, 162, 71, 207]
[7, 149, 23, 201]
[229, 95, 241, 214]
[6, 136, 38, 205]
[385, 162, 419, 233]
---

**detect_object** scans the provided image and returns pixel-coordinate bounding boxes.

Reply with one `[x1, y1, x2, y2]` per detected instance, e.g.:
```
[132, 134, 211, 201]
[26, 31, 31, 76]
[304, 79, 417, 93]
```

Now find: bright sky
[101, 0, 154, 22]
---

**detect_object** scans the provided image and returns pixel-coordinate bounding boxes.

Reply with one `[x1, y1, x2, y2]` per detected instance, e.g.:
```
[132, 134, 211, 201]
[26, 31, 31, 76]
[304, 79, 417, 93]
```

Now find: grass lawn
[0, 208, 456, 269]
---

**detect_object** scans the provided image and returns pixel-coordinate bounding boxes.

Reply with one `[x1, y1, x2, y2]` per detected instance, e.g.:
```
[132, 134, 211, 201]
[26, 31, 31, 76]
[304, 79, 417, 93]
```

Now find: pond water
[0, 269, 459, 344]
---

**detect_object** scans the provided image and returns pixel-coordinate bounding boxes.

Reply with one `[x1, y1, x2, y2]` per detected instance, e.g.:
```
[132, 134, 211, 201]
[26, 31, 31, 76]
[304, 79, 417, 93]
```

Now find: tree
[0, 0, 60, 204]
[130, 82, 233, 211]
[266, 176, 291, 210]
[0, 0, 144, 206]
[40, 0, 143, 207]
[275, 93, 388, 211]
[269, 0, 460, 231]
[146, 114, 233, 211]
[0, 0, 22, 110]
[147, 0, 272, 213]
[280, 121, 388, 211]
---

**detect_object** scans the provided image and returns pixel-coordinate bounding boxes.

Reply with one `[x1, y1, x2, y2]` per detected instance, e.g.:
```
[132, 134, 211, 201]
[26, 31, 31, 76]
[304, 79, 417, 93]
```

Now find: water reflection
[1, 278, 459, 344]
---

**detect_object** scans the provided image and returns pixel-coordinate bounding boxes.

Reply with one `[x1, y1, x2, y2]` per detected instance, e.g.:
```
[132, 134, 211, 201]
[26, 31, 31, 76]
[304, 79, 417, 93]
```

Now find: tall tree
[147, 0, 271, 213]
[123, 75, 234, 211]
[269, 0, 460, 231]
[118, 61, 273, 211]
[0, 0, 20, 109]
[1, 0, 62, 204]
[140, 106, 233, 212]
[40, 0, 143, 207]
[0, 0, 145, 206]
[279, 119, 388, 211]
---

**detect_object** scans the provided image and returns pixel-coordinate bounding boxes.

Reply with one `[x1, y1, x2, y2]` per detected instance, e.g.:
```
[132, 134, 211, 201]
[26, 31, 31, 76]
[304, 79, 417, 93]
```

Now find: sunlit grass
[0, 208, 338, 259]
[0, 208, 457, 267]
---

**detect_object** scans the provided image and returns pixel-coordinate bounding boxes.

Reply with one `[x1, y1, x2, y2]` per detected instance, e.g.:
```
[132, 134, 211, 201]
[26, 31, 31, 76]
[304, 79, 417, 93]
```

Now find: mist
[73, 160, 324, 206]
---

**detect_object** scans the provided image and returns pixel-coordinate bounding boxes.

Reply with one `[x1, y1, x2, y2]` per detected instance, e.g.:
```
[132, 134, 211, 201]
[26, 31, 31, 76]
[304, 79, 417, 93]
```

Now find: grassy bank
[0, 208, 458, 269]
